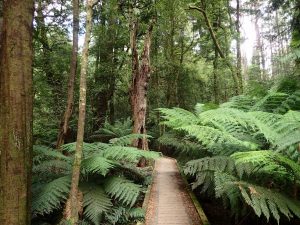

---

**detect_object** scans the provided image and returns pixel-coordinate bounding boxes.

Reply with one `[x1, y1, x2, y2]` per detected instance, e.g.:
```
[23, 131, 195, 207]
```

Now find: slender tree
[64, 0, 96, 223]
[56, 0, 80, 148]
[0, 0, 34, 224]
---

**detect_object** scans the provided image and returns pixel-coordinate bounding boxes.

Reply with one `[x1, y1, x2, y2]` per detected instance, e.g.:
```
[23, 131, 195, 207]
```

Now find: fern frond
[273, 91, 300, 114]
[110, 133, 152, 146]
[32, 176, 71, 215]
[104, 207, 127, 225]
[214, 172, 300, 223]
[274, 111, 300, 153]
[33, 159, 71, 175]
[81, 183, 113, 225]
[157, 107, 199, 128]
[158, 133, 203, 157]
[232, 150, 300, 179]
[61, 142, 99, 153]
[220, 95, 256, 111]
[33, 145, 69, 164]
[251, 92, 289, 112]
[104, 176, 142, 207]
[177, 125, 257, 155]
[184, 156, 235, 176]
[101, 146, 160, 162]
[128, 207, 145, 220]
[81, 156, 116, 176]
[198, 108, 254, 137]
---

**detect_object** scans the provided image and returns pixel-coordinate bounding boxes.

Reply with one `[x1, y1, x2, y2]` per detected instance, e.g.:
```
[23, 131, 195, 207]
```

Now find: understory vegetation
[32, 133, 160, 225]
[158, 90, 300, 224]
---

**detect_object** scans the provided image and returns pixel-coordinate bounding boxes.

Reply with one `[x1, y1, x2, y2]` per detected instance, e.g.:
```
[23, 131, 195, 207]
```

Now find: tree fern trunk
[64, 0, 94, 223]
[0, 0, 34, 224]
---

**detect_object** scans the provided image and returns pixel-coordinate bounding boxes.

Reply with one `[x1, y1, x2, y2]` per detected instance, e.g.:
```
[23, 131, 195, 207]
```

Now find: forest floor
[145, 157, 203, 225]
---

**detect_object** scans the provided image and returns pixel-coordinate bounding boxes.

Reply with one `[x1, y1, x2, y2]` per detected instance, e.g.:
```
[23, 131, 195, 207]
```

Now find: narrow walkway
[145, 157, 203, 225]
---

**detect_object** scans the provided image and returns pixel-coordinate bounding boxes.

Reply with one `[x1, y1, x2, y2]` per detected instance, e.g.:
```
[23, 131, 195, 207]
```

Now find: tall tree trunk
[0, 1, 34, 224]
[56, 0, 79, 148]
[64, 0, 95, 223]
[236, 0, 243, 92]
[130, 13, 154, 150]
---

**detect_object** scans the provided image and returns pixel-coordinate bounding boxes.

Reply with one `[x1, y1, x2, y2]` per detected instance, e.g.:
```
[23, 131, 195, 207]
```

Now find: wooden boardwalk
[145, 158, 203, 225]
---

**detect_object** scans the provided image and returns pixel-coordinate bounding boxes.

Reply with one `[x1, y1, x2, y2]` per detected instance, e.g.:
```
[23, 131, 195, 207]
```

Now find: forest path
[145, 157, 203, 225]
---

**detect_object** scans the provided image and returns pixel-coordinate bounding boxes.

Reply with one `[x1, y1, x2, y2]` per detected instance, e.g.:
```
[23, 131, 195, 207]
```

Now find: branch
[189, 4, 225, 59]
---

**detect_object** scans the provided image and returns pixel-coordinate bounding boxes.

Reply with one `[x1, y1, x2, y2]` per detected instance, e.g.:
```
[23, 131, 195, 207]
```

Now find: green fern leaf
[81, 183, 113, 225]
[104, 176, 141, 207]
[32, 176, 71, 215]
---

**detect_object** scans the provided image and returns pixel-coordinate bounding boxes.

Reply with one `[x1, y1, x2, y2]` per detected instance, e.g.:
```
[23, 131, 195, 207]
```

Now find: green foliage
[158, 102, 300, 222]
[81, 184, 113, 225]
[32, 140, 159, 224]
[220, 95, 256, 111]
[109, 133, 152, 146]
[104, 177, 142, 207]
[214, 172, 300, 223]
[32, 176, 71, 216]
[101, 146, 160, 163]
[81, 156, 116, 176]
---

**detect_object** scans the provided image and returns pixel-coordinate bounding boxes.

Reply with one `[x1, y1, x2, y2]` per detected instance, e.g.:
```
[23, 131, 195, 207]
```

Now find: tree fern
[104, 176, 142, 207]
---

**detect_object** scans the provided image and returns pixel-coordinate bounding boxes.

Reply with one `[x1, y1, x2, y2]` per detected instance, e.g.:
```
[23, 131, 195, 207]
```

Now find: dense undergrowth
[32, 132, 160, 225]
[158, 90, 300, 224]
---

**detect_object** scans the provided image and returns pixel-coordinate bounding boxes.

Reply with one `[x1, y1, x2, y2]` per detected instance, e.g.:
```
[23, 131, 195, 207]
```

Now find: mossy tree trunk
[56, 0, 80, 148]
[0, 0, 34, 224]
[63, 0, 95, 224]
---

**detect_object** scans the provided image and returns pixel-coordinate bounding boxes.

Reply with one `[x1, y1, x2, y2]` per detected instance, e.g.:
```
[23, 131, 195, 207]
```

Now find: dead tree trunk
[0, 0, 34, 224]
[64, 0, 95, 224]
[130, 15, 154, 150]
[56, 0, 79, 148]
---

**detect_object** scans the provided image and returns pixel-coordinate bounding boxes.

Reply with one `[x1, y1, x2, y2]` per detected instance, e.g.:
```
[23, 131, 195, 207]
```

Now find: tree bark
[130, 13, 154, 150]
[56, 0, 79, 148]
[64, 0, 95, 223]
[0, 1, 34, 224]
